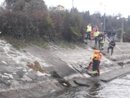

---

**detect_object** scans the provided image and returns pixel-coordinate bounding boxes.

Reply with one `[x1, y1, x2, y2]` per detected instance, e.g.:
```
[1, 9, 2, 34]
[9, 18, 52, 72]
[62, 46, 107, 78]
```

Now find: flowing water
[41, 74, 130, 98]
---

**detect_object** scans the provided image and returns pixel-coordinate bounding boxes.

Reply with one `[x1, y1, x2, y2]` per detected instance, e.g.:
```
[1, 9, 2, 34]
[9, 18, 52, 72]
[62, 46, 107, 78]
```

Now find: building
[49, 5, 65, 11]
[56, 5, 64, 11]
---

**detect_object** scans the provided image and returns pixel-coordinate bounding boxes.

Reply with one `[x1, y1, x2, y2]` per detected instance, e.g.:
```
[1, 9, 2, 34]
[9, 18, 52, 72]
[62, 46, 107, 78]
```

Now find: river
[40, 74, 130, 98]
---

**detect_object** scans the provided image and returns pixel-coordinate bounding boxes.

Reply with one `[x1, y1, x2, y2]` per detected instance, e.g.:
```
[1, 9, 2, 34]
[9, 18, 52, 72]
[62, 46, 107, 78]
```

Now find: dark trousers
[95, 37, 98, 47]
[87, 32, 91, 40]
[87, 60, 100, 76]
[99, 43, 104, 50]
[108, 35, 111, 39]
[92, 60, 100, 75]
[107, 47, 114, 55]
[112, 35, 115, 40]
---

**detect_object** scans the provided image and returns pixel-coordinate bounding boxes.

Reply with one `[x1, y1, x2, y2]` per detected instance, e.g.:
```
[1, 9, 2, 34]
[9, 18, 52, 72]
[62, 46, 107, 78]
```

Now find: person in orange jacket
[95, 26, 99, 31]
[86, 50, 103, 76]
[91, 26, 95, 39]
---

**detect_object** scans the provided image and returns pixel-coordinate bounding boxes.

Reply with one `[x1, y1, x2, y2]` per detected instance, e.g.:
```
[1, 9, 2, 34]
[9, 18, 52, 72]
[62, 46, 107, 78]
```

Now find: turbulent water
[42, 74, 130, 98]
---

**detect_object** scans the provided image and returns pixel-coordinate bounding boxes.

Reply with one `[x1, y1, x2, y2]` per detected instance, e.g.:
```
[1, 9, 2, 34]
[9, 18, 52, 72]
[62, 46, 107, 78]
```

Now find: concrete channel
[0, 40, 129, 98]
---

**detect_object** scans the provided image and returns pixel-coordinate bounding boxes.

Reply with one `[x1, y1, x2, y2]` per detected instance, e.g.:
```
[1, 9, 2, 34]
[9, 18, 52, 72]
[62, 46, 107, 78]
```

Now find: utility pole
[99, 2, 106, 30]
[101, 23, 103, 31]
[117, 17, 124, 42]
[121, 18, 124, 42]
[103, 4, 106, 31]
[72, 0, 74, 8]
[104, 13, 105, 30]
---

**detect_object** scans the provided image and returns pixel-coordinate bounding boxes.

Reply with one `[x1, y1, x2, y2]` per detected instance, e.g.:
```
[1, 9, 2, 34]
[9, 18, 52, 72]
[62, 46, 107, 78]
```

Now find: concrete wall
[0, 40, 127, 98]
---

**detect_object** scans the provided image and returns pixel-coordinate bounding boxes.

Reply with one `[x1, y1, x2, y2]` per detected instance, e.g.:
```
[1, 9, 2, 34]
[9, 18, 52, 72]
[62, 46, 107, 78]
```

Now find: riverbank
[0, 39, 129, 98]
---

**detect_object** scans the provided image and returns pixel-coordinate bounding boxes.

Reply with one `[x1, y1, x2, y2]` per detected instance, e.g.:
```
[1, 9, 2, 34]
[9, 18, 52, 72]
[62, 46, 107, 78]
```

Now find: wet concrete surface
[0, 39, 129, 98]
[41, 74, 130, 98]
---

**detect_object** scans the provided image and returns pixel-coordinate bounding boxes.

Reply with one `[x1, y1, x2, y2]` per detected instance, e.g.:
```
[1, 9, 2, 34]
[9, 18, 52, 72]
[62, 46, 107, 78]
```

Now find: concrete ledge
[68, 80, 77, 87]
[72, 67, 130, 86]
[71, 77, 100, 87]
[115, 59, 130, 65]
[100, 67, 130, 82]
[73, 77, 94, 86]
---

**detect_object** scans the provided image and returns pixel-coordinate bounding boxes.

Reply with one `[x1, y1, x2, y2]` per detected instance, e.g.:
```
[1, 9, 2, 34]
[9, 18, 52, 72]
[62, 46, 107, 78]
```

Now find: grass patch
[55, 40, 76, 49]
[31, 40, 49, 49]
[1, 36, 84, 50]
[54, 40, 85, 49]
[2, 36, 49, 50]
[27, 61, 44, 73]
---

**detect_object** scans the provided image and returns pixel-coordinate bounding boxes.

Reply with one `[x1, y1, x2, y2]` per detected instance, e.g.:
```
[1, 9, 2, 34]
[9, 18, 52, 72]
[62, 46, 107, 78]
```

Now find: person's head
[89, 23, 91, 26]
[114, 29, 115, 31]
[94, 50, 100, 54]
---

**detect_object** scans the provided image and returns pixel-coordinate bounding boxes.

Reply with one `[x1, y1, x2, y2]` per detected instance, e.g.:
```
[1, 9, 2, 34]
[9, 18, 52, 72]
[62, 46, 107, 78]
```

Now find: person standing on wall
[98, 32, 105, 50]
[95, 25, 99, 31]
[94, 30, 99, 48]
[107, 30, 111, 39]
[107, 39, 116, 55]
[86, 23, 92, 40]
[91, 26, 95, 39]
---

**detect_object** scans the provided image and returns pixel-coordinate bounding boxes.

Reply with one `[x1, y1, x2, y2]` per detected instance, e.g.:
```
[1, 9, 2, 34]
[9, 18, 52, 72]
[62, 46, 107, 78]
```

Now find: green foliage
[56, 9, 83, 42]
[0, 0, 54, 43]
[1, 0, 130, 47]
[1, 1, 84, 44]
[46, 14, 54, 27]
[116, 28, 122, 39]
[124, 29, 130, 42]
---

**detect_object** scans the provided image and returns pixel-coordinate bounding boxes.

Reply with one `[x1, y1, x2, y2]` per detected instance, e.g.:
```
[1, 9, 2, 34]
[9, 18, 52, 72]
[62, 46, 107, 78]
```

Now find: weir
[0, 40, 129, 98]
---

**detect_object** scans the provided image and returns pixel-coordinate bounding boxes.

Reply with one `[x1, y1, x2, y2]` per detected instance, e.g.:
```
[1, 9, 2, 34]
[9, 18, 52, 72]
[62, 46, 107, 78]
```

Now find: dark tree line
[0, 0, 130, 43]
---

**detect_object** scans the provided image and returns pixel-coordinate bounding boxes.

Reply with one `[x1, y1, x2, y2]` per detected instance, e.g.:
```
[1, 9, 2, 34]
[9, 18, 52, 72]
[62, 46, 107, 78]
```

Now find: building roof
[57, 5, 64, 8]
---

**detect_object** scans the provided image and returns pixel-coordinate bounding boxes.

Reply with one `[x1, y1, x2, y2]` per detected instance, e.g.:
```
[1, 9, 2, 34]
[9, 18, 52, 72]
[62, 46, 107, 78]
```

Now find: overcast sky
[44, 0, 130, 18]
[0, 0, 129, 18]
